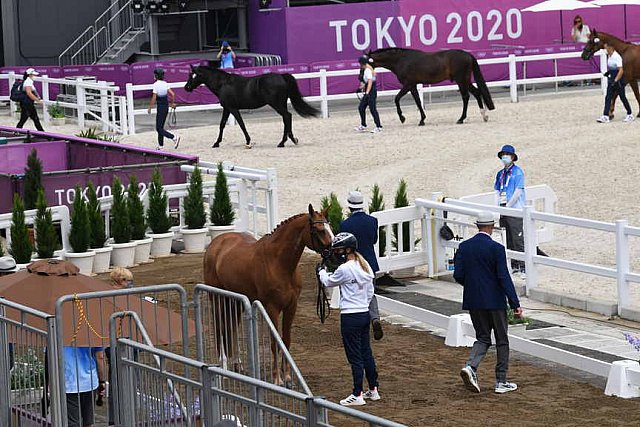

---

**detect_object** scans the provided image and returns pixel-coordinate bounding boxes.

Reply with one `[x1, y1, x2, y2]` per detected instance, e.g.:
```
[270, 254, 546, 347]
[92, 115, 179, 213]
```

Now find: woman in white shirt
[318, 232, 380, 406]
[16, 68, 44, 131]
[571, 15, 590, 43]
[597, 43, 634, 123]
[147, 68, 180, 150]
[354, 55, 383, 134]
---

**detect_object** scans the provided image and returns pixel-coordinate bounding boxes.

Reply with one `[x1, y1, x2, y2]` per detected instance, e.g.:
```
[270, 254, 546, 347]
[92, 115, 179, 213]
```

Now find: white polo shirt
[152, 80, 169, 97]
[607, 51, 623, 72]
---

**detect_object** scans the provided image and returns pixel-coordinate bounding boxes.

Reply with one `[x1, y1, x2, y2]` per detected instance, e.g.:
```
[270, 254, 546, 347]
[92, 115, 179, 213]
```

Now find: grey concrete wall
[2, 0, 111, 66]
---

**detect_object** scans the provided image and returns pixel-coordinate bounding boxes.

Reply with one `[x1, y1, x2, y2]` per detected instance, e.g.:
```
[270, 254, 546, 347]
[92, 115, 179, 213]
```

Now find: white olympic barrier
[123, 50, 609, 134]
[377, 295, 640, 398]
[0, 72, 127, 134]
[0, 205, 71, 258]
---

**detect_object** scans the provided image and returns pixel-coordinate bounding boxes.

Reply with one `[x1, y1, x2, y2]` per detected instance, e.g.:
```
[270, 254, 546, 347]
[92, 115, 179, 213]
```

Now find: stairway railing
[59, 0, 146, 66]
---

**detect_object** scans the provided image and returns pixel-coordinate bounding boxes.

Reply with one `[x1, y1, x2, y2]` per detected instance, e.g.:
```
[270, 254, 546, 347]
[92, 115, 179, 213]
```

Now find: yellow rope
[69, 294, 121, 344]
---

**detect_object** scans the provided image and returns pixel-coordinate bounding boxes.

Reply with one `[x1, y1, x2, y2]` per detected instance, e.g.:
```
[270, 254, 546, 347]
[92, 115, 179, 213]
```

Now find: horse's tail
[283, 73, 320, 118]
[471, 58, 495, 111]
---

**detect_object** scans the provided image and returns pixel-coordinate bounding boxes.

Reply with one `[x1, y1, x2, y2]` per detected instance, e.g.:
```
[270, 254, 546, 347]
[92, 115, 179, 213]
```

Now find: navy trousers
[604, 77, 632, 116]
[156, 97, 174, 146]
[358, 85, 382, 128]
[341, 312, 378, 396]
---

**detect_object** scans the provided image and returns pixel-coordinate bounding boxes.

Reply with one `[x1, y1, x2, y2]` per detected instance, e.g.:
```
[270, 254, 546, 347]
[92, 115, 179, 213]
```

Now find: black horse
[367, 48, 495, 125]
[184, 65, 319, 148]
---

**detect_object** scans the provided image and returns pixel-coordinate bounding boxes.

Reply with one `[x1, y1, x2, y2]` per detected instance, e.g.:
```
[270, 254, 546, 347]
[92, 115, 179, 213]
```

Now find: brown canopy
[0, 259, 194, 347]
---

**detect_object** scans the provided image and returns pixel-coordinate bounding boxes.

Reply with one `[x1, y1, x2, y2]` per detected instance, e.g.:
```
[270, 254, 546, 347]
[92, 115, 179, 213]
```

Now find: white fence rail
[0, 205, 71, 258]
[123, 50, 608, 134]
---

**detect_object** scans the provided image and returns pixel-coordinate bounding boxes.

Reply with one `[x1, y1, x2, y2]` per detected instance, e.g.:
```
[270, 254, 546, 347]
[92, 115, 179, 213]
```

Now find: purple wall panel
[248, 1, 289, 62]
[63, 64, 131, 96]
[0, 141, 68, 175]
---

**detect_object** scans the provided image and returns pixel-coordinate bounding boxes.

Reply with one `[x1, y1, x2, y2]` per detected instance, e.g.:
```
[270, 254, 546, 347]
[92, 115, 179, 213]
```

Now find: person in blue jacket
[340, 191, 383, 340]
[454, 211, 522, 394]
[217, 41, 236, 69]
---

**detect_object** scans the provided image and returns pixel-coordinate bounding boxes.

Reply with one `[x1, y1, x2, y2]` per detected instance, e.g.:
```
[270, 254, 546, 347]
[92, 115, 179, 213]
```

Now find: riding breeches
[604, 77, 632, 116]
[358, 85, 382, 128]
[156, 98, 174, 146]
[17, 102, 44, 131]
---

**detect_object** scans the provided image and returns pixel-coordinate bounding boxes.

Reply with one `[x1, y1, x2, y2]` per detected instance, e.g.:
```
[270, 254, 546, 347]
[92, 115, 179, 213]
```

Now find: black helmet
[153, 68, 165, 79]
[331, 232, 358, 251]
[358, 55, 369, 65]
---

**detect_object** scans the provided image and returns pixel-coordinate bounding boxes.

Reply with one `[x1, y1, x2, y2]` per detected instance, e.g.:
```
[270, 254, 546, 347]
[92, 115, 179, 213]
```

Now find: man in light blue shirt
[64, 346, 106, 427]
[494, 144, 526, 275]
[217, 41, 236, 69]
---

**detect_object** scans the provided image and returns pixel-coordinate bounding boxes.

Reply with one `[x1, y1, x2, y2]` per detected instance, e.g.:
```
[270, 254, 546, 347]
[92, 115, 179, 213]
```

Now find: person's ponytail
[355, 251, 372, 275]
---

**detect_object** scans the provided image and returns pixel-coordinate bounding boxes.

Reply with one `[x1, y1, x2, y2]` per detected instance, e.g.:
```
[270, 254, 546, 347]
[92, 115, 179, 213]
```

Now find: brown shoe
[372, 319, 383, 340]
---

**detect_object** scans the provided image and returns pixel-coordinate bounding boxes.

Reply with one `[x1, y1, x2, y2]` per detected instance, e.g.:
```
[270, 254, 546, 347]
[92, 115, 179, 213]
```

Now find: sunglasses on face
[575, 20, 581, 24]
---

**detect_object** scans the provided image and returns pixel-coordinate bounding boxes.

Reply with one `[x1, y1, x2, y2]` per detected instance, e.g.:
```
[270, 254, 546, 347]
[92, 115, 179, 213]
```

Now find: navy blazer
[453, 232, 520, 310]
[340, 211, 380, 273]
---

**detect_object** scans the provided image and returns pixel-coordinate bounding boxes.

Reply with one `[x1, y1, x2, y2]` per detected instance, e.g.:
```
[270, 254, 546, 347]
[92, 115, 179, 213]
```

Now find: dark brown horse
[581, 30, 640, 117]
[367, 47, 495, 125]
[203, 204, 333, 384]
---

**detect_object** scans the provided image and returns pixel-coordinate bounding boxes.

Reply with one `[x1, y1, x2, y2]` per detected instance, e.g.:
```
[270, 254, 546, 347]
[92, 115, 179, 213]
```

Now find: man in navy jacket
[454, 211, 522, 394]
[340, 191, 383, 340]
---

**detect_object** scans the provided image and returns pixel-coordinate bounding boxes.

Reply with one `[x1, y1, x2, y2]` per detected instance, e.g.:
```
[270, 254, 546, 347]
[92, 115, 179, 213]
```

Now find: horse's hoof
[609, 114, 615, 120]
[483, 115, 489, 123]
[418, 121, 425, 126]
[292, 138, 299, 145]
[244, 143, 253, 149]
[277, 143, 285, 148]
[399, 116, 406, 124]
[456, 120, 464, 124]
[212, 143, 220, 148]
[284, 380, 294, 389]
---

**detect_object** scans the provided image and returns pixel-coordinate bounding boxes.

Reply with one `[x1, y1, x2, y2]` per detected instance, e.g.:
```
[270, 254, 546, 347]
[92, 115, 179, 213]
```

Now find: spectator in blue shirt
[64, 346, 106, 427]
[217, 41, 236, 69]
[493, 144, 526, 275]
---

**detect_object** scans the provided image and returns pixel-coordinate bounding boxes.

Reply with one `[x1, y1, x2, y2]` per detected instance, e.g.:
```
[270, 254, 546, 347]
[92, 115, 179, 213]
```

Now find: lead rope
[315, 262, 331, 323]
[70, 294, 121, 344]
[168, 106, 178, 129]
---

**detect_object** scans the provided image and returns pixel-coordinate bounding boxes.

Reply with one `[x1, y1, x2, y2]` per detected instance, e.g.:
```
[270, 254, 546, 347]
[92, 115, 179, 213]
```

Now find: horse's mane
[594, 31, 631, 46]
[260, 212, 308, 240]
[370, 47, 417, 55]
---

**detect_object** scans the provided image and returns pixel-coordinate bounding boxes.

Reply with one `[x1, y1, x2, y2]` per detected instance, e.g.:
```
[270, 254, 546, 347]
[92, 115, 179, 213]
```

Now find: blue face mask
[501, 155, 513, 166]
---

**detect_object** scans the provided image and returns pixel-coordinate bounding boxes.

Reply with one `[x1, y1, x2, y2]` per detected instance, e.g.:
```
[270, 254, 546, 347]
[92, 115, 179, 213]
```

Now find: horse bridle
[309, 216, 332, 324]
[309, 217, 331, 259]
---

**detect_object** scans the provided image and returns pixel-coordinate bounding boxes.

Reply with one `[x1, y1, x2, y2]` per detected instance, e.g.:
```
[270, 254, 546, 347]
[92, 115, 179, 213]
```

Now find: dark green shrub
[69, 186, 90, 253]
[320, 192, 343, 235]
[146, 168, 172, 234]
[393, 179, 411, 253]
[111, 177, 131, 244]
[210, 162, 235, 226]
[23, 149, 43, 210]
[86, 182, 106, 249]
[369, 184, 386, 256]
[10, 193, 33, 263]
[128, 176, 146, 240]
[183, 167, 206, 229]
[35, 189, 57, 258]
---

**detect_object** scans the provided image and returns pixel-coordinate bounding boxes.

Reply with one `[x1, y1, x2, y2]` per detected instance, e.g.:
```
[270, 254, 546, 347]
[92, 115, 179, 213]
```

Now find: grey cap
[347, 191, 364, 209]
[475, 211, 495, 227]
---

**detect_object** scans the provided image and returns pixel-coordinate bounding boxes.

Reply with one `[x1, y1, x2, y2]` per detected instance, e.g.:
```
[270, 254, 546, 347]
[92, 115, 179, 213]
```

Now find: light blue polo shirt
[494, 164, 526, 208]
[63, 346, 102, 393]
[220, 52, 234, 69]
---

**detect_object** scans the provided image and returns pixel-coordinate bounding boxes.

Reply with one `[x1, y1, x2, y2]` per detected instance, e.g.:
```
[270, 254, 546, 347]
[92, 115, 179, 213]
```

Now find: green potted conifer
[146, 168, 174, 257]
[392, 179, 415, 278]
[320, 192, 344, 234]
[65, 186, 95, 275]
[109, 177, 136, 267]
[86, 182, 112, 273]
[23, 149, 42, 210]
[34, 189, 58, 260]
[10, 194, 34, 269]
[182, 166, 208, 253]
[209, 162, 236, 241]
[128, 176, 152, 264]
[369, 184, 386, 257]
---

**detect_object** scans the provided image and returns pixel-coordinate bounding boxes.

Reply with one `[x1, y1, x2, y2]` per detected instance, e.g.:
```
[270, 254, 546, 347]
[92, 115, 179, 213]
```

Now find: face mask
[126, 280, 134, 288]
[332, 252, 348, 264]
[501, 155, 513, 166]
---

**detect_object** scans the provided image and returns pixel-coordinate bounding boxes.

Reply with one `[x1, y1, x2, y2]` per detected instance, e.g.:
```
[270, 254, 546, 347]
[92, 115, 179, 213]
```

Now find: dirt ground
[110, 252, 640, 427]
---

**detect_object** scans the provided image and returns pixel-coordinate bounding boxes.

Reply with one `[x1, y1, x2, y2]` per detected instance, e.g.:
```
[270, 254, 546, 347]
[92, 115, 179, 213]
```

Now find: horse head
[582, 29, 604, 60]
[305, 204, 333, 258]
[184, 65, 205, 92]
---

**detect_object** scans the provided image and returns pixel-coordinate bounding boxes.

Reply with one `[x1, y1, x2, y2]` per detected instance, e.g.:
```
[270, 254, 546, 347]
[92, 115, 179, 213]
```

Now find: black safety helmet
[331, 232, 358, 251]
[358, 55, 370, 65]
[153, 68, 165, 79]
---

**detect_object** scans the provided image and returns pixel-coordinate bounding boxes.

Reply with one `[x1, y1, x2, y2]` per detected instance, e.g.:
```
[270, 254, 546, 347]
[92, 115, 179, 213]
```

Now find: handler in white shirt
[597, 42, 634, 123]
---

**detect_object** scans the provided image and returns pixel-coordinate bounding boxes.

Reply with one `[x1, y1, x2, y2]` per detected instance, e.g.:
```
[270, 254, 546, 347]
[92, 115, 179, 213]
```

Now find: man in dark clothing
[454, 211, 522, 394]
[340, 191, 383, 340]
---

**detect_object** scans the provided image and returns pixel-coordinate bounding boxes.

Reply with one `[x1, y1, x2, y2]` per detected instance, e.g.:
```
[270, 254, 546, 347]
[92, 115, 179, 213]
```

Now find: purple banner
[62, 64, 130, 96]
[0, 141, 68, 175]
[250, 0, 630, 64]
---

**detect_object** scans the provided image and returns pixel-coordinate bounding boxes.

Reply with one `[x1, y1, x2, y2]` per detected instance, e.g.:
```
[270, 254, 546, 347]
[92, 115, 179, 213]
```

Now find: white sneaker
[495, 381, 518, 394]
[370, 127, 383, 134]
[155, 145, 162, 150]
[460, 366, 480, 393]
[339, 393, 366, 406]
[363, 387, 381, 401]
[173, 136, 181, 149]
[354, 125, 368, 132]
[623, 114, 635, 123]
[596, 115, 610, 123]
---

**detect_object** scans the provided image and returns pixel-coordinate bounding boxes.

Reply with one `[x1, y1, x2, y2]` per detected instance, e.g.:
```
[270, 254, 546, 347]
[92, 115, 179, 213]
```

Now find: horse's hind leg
[281, 301, 298, 386]
[629, 80, 640, 117]
[409, 86, 427, 126]
[395, 85, 412, 124]
[273, 103, 295, 148]
[213, 108, 231, 148]
[456, 82, 471, 124]
[468, 85, 488, 122]
[230, 109, 252, 148]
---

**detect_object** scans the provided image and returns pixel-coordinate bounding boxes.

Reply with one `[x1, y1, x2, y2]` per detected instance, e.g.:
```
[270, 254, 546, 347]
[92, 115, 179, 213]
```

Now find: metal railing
[59, 0, 146, 66]
[124, 50, 608, 133]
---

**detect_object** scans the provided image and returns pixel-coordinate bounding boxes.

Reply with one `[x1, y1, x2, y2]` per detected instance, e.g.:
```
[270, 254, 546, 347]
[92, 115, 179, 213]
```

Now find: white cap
[347, 191, 364, 210]
[25, 68, 39, 76]
[475, 211, 496, 227]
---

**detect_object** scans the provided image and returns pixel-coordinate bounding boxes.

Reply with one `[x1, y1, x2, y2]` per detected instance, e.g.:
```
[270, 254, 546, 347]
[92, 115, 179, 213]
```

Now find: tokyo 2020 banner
[250, 0, 637, 64]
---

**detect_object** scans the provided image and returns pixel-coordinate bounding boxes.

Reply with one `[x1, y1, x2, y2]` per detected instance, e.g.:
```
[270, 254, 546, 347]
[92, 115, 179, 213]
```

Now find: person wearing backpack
[16, 68, 44, 131]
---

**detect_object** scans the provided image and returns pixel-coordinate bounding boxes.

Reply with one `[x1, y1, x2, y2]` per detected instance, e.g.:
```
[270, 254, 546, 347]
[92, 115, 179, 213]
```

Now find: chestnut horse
[581, 30, 640, 118]
[203, 204, 333, 384]
[367, 47, 495, 125]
